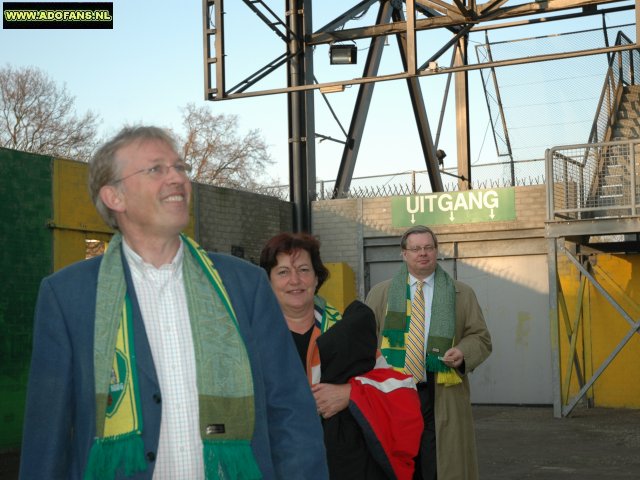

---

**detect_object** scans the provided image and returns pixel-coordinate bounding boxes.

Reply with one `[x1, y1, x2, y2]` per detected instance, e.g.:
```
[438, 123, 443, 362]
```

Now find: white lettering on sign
[406, 190, 500, 214]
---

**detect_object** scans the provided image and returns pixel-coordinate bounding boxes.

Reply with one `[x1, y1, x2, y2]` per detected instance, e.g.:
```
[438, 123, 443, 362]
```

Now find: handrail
[587, 31, 635, 146]
[547, 138, 640, 221]
[577, 32, 640, 213]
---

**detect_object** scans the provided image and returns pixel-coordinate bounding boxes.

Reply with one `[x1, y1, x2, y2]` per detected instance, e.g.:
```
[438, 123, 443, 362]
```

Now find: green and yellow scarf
[380, 263, 461, 386]
[313, 295, 341, 332]
[84, 233, 262, 480]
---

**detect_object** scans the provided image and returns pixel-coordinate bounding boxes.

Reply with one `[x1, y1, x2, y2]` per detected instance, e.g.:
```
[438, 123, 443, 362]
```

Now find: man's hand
[442, 347, 464, 369]
[311, 383, 351, 419]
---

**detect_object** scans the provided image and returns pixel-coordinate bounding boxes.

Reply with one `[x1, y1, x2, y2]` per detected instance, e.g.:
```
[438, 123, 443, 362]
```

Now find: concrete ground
[474, 405, 640, 479]
[2, 405, 639, 479]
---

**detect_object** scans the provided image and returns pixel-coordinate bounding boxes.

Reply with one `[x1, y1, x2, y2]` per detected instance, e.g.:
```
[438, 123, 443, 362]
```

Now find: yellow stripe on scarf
[380, 296, 461, 386]
[104, 301, 140, 437]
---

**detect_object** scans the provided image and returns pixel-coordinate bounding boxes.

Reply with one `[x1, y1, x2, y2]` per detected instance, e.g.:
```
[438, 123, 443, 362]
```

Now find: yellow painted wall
[557, 254, 588, 404]
[588, 254, 640, 407]
[558, 253, 640, 408]
[318, 262, 356, 313]
[52, 159, 113, 270]
[52, 159, 195, 271]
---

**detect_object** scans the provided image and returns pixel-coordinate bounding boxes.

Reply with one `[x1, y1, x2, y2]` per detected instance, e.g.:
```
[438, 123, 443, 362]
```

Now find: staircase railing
[546, 138, 640, 221]
[588, 32, 637, 145]
[567, 32, 640, 217]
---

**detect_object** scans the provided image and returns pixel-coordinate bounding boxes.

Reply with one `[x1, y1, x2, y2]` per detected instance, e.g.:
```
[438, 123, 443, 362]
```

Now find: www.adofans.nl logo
[3, 2, 113, 30]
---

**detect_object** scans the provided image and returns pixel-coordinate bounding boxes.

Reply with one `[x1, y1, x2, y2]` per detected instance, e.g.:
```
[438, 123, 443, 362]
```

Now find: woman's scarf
[314, 295, 342, 332]
[380, 263, 461, 386]
[84, 232, 262, 480]
[308, 296, 342, 385]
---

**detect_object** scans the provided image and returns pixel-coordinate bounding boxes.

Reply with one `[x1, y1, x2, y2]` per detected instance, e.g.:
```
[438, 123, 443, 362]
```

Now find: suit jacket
[20, 248, 329, 479]
[365, 277, 492, 480]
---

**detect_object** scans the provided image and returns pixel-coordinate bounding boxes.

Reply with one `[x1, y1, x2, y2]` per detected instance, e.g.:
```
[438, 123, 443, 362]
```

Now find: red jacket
[349, 369, 424, 480]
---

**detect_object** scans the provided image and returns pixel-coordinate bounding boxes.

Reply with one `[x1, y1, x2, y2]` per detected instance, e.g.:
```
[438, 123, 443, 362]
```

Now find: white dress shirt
[123, 240, 204, 480]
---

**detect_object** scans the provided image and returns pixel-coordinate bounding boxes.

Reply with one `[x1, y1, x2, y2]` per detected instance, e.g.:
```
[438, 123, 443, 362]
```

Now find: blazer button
[146, 452, 156, 462]
[153, 393, 162, 404]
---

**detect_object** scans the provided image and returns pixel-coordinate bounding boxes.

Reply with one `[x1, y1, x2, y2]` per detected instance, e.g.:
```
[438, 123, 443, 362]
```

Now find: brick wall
[196, 184, 293, 265]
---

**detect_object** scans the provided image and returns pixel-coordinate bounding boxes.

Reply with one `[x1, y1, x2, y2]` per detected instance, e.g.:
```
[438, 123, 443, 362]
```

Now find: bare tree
[0, 65, 99, 161]
[179, 103, 275, 190]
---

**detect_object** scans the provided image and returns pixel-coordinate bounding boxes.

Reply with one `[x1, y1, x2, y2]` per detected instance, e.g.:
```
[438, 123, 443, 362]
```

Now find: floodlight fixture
[329, 44, 357, 65]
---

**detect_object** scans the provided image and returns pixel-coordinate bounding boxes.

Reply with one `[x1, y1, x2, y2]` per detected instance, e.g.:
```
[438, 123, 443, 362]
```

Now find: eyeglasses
[404, 245, 436, 253]
[111, 162, 192, 184]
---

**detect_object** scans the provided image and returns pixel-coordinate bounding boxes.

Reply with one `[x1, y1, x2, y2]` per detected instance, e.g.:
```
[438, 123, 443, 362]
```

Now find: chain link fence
[475, 23, 636, 183]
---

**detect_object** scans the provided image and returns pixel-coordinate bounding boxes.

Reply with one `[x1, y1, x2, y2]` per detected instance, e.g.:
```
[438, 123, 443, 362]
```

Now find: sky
[1, 1, 634, 188]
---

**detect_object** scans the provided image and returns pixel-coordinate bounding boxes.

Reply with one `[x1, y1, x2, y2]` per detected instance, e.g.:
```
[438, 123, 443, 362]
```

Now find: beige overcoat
[365, 276, 492, 480]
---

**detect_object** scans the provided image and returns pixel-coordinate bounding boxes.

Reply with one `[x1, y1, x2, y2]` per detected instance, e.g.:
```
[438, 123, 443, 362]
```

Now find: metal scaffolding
[202, 0, 637, 232]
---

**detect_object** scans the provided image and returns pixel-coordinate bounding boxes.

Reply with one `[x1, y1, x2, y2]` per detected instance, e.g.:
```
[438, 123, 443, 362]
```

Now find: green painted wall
[0, 148, 53, 449]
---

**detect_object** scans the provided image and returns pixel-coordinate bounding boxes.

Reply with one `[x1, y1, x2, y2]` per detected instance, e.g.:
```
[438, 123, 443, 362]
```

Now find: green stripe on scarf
[381, 263, 460, 384]
[314, 295, 342, 332]
[85, 233, 262, 480]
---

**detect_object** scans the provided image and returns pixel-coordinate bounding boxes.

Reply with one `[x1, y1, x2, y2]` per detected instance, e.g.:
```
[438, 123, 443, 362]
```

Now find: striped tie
[406, 280, 426, 382]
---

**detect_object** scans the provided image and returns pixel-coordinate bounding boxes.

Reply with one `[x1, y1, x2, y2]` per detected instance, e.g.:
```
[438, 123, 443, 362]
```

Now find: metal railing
[546, 138, 640, 221]
[547, 32, 640, 222]
[587, 31, 638, 145]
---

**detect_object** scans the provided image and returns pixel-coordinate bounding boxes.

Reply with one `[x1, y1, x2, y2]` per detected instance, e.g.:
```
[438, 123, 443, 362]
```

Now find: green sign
[391, 188, 516, 227]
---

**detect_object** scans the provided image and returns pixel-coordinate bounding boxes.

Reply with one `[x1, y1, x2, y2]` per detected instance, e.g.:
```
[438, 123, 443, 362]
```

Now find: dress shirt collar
[121, 237, 184, 276]
[409, 270, 435, 289]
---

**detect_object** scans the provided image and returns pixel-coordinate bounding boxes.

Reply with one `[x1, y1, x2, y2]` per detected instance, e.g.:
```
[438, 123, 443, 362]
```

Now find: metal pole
[286, 0, 312, 232]
[547, 237, 562, 418]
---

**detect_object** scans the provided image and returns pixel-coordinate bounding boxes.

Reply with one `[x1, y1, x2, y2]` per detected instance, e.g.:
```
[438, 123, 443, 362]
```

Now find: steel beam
[287, 0, 316, 232]
[307, 0, 624, 44]
[394, 7, 444, 191]
[454, 34, 471, 190]
[548, 237, 562, 418]
[332, 1, 393, 198]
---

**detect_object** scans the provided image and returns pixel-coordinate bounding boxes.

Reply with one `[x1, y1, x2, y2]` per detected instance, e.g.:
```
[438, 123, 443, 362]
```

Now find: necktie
[406, 280, 426, 382]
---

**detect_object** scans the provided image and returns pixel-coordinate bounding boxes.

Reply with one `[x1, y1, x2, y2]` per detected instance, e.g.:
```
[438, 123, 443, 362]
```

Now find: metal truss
[203, 0, 638, 231]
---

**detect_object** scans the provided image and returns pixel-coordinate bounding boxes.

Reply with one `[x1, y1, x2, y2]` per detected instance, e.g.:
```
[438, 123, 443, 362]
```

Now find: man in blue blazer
[20, 126, 329, 479]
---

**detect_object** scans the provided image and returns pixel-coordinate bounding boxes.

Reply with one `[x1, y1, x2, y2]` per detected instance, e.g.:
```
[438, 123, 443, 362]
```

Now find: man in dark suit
[20, 126, 328, 479]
